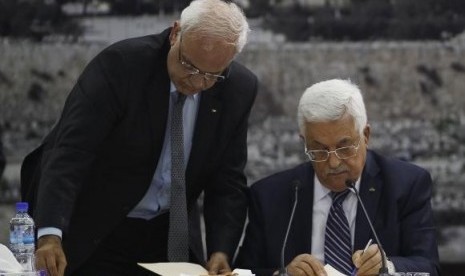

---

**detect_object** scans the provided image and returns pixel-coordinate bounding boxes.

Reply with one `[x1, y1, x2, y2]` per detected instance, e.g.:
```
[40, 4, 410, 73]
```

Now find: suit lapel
[146, 42, 171, 168]
[293, 162, 315, 254]
[354, 151, 382, 250]
[186, 85, 222, 180]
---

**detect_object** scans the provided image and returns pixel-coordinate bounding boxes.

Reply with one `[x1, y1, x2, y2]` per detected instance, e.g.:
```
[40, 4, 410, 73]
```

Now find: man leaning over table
[21, 0, 258, 275]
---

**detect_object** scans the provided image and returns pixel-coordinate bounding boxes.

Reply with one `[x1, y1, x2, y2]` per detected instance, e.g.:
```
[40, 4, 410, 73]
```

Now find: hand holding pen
[351, 239, 374, 276]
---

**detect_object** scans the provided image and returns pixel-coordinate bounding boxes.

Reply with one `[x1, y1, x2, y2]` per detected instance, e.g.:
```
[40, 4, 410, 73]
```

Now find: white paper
[138, 262, 207, 276]
[0, 243, 23, 273]
[231, 268, 254, 276]
[324, 264, 348, 276]
[138, 262, 254, 276]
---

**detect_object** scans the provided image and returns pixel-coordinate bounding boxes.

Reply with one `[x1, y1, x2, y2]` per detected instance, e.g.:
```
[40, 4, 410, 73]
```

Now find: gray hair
[297, 79, 367, 136]
[179, 0, 250, 53]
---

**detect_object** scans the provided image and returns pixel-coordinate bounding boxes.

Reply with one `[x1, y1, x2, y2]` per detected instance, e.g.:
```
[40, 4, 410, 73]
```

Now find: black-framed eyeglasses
[178, 35, 228, 83]
[305, 138, 362, 162]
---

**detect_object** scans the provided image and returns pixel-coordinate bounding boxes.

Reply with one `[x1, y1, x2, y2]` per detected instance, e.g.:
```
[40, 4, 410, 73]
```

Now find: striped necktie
[168, 92, 189, 262]
[324, 189, 353, 275]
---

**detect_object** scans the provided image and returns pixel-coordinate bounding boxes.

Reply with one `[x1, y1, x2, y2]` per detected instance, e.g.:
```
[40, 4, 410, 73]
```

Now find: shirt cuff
[38, 227, 63, 239]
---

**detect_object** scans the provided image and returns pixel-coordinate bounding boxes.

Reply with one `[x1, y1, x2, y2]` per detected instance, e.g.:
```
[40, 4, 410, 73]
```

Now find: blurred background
[0, 0, 464, 274]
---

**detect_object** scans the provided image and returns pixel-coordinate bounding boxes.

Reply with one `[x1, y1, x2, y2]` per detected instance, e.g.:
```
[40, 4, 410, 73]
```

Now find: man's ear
[363, 124, 371, 145]
[169, 21, 181, 46]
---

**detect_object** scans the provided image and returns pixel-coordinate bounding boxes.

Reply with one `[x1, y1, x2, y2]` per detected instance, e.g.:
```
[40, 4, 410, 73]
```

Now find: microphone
[278, 180, 301, 276]
[345, 180, 390, 276]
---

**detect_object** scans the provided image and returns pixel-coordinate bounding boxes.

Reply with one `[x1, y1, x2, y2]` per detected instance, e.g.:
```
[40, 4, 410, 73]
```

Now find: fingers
[57, 250, 67, 276]
[45, 255, 59, 276]
[286, 254, 327, 276]
[35, 235, 67, 276]
[354, 244, 382, 276]
[352, 249, 363, 268]
[206, 252, 231, 275]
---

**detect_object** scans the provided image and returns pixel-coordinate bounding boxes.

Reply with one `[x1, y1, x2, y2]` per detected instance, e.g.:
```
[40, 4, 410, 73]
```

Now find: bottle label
[10, 225, 35, 245]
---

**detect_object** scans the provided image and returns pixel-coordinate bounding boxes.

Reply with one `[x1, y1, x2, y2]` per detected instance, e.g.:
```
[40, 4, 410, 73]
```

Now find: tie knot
[176, 93, 187, 104]
[330, 189, 350, 205]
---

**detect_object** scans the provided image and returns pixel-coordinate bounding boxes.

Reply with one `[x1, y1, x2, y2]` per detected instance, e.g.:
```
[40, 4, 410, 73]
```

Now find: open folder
[138, 262, 208, 276]
[138, 262, 343, 276]
[138, 262, 254, 276]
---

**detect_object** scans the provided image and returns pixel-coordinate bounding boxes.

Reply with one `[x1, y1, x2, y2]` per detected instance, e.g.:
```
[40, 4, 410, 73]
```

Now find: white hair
[297, 79, 367, 136]
[179, 0, 250, 54]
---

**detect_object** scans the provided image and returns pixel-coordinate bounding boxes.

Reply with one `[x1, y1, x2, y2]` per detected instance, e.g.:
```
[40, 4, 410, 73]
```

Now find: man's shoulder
[215, 61, 258, 109]
[220, 61, 257, 96]
[98, 28, 171, 61]
[367, 150, 431, 182]
[229, 60, 256, 77]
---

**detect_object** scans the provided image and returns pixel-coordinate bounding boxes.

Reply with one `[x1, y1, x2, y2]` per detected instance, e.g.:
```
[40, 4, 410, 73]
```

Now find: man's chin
[177, 86, 200, 96]
[331, 184, 348, 192]
[325, 175, 350, 191]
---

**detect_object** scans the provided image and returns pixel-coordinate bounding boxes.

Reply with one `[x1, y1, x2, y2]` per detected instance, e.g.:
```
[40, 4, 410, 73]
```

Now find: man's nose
[189, 75, 208, 90]
[327, 151, 342, 168]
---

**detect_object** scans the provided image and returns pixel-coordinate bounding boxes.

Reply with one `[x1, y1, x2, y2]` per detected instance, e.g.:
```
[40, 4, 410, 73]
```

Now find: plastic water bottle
[9, 202, 36, 272]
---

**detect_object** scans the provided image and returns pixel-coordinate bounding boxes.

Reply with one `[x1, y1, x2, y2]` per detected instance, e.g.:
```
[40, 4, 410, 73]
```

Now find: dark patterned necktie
[168, 93, 189, 262]
[324, 189, 353, 275]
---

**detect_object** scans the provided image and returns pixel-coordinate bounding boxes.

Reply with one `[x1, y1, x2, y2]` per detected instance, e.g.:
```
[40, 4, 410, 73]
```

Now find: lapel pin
[369, 187, 376, 192]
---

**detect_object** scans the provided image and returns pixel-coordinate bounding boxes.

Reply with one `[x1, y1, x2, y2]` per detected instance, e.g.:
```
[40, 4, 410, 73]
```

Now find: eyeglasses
[305, 138, 362, 162]
[178, 35, 228, 83]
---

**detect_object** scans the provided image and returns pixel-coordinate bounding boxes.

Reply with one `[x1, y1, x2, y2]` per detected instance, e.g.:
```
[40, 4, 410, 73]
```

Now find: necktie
[168, 93, 189, 262]
[325, 189, 353, 275]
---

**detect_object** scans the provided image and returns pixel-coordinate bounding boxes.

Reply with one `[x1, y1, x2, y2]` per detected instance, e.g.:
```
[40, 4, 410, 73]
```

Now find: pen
[362, 239, 373, 254]
[351, 239, 373, 276]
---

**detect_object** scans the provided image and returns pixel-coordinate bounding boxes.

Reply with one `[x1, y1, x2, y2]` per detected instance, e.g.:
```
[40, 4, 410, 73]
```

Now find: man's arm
[389, 170, 441, 275]
[34, 47, 128, 276]
[203, 71, 258, 269]
[34, 47, 127, 232]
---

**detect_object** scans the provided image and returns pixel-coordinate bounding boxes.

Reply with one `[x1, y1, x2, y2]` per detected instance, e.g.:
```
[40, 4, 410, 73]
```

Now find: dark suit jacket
[21, 28, 257, 274]
[235, 150, 440, 276]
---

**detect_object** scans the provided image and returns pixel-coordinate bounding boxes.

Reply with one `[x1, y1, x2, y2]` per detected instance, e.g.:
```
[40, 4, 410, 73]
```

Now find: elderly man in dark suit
[21, 0, 257, 275]
[236, 79, 440, 276]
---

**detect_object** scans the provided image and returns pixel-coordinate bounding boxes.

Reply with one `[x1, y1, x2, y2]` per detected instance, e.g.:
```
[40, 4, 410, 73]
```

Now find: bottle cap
[16, 202, 29, 212]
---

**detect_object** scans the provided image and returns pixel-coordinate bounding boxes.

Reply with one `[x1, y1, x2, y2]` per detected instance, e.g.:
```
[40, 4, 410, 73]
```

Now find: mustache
[326, 167, 348, 174]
